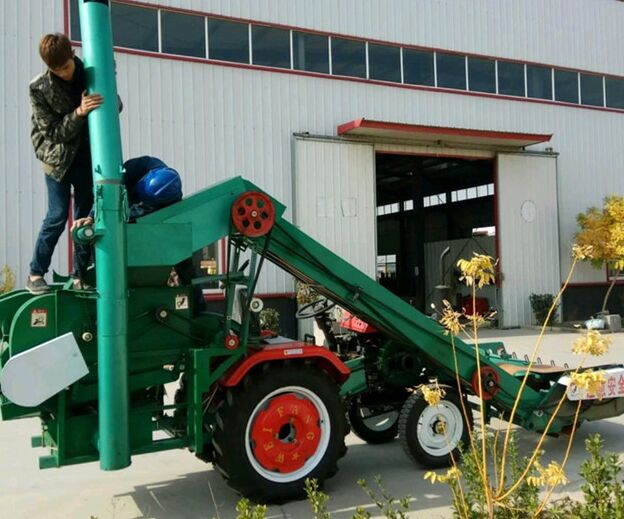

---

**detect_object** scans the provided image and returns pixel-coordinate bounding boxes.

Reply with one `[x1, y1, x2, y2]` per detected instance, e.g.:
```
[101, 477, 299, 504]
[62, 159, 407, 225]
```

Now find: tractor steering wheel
[296, 297, 337, 320]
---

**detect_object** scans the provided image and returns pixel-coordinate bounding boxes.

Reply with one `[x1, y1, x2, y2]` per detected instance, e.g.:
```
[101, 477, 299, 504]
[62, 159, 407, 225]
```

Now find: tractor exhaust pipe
[78, 0, 130, 470]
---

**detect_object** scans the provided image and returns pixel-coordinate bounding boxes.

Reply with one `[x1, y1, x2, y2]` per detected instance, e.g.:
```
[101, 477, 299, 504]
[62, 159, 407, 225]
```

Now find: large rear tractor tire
[399, 386, 472, 468]
[212, 362, 348, 502]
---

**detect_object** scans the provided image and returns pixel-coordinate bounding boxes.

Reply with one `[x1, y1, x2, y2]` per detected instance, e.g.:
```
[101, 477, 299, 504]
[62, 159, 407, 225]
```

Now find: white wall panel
[0, 1, 68, 286]
[497, 154, 560, 327]
[294, 138, 376, 277]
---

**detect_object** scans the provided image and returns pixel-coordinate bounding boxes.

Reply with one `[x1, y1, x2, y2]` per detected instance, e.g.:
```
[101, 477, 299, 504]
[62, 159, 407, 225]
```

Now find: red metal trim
[259, 292, 297, 300]
[493, 159, 501, 288]
[336, 118, 365, 135]
[63, 0, 69, 36]
[108, 0, 624, 81]
[566, 281, 624, 288]
[221, 343, 351, 387]
[339, 119, 552, 144]
[203, 291, 296, 302]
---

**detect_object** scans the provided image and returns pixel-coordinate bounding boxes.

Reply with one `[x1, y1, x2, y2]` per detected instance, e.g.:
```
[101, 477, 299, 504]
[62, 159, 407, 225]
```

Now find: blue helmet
[135, 167, 182, 207]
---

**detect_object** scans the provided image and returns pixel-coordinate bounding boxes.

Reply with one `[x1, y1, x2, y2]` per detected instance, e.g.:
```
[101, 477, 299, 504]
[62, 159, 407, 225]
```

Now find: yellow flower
[572, 330, 611, 356]
[0, 265, 14, 294]
[571, 244, 594, 261]
[439, 300, 462, 335]
[421, 383, 446, 407]
[424, 467, 461, 484]
[467, 312, 487, 329]
[570, 370, 607, 399]
[457, 254, 496, 289]
[527, 462, 568, 488]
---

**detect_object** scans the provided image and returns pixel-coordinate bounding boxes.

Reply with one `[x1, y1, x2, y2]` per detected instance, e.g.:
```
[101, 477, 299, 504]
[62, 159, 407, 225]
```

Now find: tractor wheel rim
[416, 401, 463, 457]
[245, 386, 331, 483]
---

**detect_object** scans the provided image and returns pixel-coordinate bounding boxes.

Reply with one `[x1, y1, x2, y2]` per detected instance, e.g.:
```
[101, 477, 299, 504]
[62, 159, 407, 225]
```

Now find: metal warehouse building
[2, 0, 624, 328]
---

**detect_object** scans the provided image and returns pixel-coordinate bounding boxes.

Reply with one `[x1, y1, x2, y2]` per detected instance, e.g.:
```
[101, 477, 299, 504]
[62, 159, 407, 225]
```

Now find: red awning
[337, 118, 552, 148]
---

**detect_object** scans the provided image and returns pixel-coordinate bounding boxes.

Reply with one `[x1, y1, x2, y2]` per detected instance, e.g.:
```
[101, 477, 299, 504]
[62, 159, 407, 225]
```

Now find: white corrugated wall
[0, 1, 69, 285]
[293, 138, 376, 278]
[497, 154, 561, 327]
[2, 0, 624, 297]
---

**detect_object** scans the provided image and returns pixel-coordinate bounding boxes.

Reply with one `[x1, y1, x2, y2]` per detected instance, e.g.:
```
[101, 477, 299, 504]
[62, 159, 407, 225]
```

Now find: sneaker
[26, 276, 51, 295]
[72, 278, 95, 291]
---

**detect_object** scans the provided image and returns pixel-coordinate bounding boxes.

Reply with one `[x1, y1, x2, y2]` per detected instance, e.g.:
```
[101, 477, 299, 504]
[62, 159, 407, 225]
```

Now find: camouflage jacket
[29, 58, 89, 182]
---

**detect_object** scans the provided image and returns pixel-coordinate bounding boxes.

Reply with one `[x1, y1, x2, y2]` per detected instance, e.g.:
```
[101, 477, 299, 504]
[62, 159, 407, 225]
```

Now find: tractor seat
[497, 363, 568, 376]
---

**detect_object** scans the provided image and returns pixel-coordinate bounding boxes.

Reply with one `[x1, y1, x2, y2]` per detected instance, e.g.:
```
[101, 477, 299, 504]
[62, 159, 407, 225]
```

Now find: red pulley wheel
[225, 334, 240, 350]
[470, 366, 500, 401]
[231, 191, 275, 238]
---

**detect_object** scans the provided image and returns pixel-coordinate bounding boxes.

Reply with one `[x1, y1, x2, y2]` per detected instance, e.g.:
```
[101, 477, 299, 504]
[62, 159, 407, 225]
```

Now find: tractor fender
[220, 343, 350, 387]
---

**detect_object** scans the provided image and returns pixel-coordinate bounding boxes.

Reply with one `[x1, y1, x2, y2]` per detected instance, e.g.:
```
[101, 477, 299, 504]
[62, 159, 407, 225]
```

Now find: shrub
[529, 293, 558, 326]
[259, 307, 280, 334]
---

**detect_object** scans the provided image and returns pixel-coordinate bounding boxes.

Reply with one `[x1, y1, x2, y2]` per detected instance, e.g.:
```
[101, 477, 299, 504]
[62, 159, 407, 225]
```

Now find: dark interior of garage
[376, 153, 496, 312]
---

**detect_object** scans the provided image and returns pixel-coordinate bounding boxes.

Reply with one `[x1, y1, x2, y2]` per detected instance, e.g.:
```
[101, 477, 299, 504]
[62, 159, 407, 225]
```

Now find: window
[403, 49, 435, 86]
[451, 183, 493, 203]
[376, 254, 397, 278]
[293, 32, 329, 73]
[376, 203, 401, 216]
[67, 1, 624, 114]
[111, 3, 158, 52]
[436, 53, 466, 90]
[606, 77, 624, 109]
[527, 65, 552, 100]
[580, 74, 604, 106]
[208, 19, 249, 63]
[331, 37, 366, 78]
[404, 199, 414, 211]
[161, 11, 206, 58]
[554, 69, 578, 103]
[468, 57, 496, 93]
[497, 61, 525, 96]
[472, 226, 496, 237]
[252, 25, 290, 68]
[423, 193, 447, 208]
[368, 43, 401, 82]
[70, 0, 81, 41]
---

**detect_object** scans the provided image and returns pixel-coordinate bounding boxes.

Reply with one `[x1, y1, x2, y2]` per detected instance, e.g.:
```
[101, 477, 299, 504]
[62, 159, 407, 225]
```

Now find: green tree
[575, 195, 624, 313]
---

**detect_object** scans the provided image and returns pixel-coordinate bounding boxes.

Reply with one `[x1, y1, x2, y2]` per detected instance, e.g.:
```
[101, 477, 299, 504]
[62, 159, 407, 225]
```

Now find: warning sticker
[31, 309, 48, 328]
[175, 294, 189, 310]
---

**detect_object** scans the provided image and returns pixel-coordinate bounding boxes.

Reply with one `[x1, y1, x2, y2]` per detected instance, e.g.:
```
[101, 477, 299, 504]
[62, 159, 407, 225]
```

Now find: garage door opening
[376, 153, 496, 314]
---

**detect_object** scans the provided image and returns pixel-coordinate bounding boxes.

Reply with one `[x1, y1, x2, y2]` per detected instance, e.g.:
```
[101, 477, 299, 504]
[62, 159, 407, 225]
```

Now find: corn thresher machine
[2, 0, 624, 503]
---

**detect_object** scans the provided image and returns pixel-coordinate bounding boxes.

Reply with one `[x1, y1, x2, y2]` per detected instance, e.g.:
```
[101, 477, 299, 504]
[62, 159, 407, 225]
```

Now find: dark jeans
[30, 158, 93, 279]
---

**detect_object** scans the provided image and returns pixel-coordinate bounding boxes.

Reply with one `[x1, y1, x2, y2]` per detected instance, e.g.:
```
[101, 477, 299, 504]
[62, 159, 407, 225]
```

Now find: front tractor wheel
[347, 389, 408, 444]
[399, 386, 472, 468]
[212, 362, 347, 502]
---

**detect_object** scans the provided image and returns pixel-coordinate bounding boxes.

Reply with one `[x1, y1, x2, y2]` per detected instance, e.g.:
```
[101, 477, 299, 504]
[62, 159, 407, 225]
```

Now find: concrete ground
[1, 328, 623, 519]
